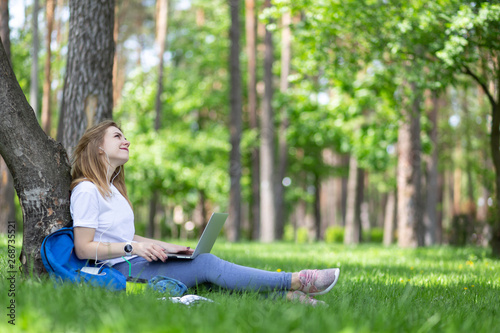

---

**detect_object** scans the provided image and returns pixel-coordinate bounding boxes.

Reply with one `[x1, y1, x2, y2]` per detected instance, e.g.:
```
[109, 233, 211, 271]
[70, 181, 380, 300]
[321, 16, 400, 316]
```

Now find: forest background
[1, 0, 500, 264]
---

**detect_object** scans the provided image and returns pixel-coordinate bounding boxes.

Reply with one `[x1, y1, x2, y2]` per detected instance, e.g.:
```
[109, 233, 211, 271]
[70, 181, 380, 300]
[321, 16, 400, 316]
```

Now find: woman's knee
[195, 253, 219, 264]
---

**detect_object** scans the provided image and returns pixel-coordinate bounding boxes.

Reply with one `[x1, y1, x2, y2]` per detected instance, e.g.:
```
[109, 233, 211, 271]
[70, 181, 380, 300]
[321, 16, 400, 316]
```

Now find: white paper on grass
[158, 295, 215, 306]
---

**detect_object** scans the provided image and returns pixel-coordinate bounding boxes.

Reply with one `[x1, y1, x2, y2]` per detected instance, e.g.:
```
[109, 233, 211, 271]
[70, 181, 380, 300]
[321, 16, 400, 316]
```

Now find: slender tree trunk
[397, 82, 424, 247]
[490, 99, 500, 256]
[462, 65, 500, 256]
[259, 0, 275, 242]
[154, 0, 168, 131]
[320, 149, 337, 236]
[198, 190, 208, 238]
[41, 0, 55, 135]
[57, 0, 115, 156]
[147, 190, 158, 238]
[424, 91, 439, 245]
[360, 173, 369, 241]
[0, 0, 9, 61]
[0, 40, 72, 275]
[55, 0, 65, 45]
[314, 172, 321, 240]
[228, 0, 242, 241]
[275, 11, 291, 240]
[112, 1, 122, 107]
[437, 171, 444, 244]
[0, 0, 15, 234]
[147, 0, 169, 238]
[30, 0, 40, 116]
[340, 154, 349, 226]
[344, 155, 363, 244]
[52, 0, 65, 127]
[383, 189, 396, 246]
[462, 89, 476, 223]
[245, 0, 260, 240]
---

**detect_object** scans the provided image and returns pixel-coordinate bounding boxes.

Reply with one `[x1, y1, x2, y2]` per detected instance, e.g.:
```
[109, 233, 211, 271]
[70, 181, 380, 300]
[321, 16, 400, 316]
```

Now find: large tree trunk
[423, 91, 439, 245]
[41, 0, 55, 135]
[30, 0, 40, 116]
[259, 0, 275, 242]
[0, 40, 72, 275]
[57, 0, 115, 156]
[227, 0, 242, 241]
[275, 10, 291, 240]
[0, 0, 16, 234]
[245, 0, 260, 240]
[397, 83, 424, 247]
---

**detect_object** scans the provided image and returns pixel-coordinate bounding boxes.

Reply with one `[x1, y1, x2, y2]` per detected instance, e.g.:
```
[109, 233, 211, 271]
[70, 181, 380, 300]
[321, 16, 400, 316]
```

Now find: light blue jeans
[112, 253, 292, 293]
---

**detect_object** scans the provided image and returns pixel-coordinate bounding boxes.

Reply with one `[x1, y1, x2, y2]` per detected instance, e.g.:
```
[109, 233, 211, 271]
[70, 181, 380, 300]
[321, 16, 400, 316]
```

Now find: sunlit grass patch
[0, 234, 499, 333]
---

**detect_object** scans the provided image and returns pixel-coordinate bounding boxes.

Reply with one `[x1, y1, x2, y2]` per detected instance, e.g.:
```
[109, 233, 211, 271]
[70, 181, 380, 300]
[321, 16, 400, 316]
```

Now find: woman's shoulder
[72, 180, 98, 193]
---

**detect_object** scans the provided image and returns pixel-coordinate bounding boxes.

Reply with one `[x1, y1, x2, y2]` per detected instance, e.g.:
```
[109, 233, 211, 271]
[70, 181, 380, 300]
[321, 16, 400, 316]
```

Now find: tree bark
[30, 0, 40, 116]
[0, 40, 72, 275]
[275, 11, 291, 240]
[41, 0, 55, 135]
[397, 82, 424, 248]
[259, 0, 275, 242]
[57, 0, 115, 156]
[228, 0, 242, 241]
[245, 0, 260, 240]
[0, 0, 10, 61]
[490, 97, 500, 256]
[424, 90, 439, 245]
[0, 0, 15, 234]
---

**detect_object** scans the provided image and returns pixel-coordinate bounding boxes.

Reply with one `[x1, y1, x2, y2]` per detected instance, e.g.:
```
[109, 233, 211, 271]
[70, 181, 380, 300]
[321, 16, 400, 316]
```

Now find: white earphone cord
[100, 147, 121, 184]
[95, 221, 114, 267]
[94, 148, 122, 266]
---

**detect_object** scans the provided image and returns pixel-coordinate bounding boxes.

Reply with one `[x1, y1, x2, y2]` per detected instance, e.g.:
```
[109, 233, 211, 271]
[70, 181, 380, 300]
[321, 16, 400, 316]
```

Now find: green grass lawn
[1, 235, 499, 333]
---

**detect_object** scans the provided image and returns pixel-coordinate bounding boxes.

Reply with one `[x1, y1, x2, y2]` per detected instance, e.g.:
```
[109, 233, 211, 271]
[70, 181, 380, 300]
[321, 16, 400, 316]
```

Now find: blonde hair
[70, 120, 132, 207]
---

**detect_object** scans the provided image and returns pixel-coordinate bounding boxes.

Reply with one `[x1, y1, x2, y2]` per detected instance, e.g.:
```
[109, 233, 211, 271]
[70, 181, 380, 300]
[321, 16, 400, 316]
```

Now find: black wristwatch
[124, 242, 133, 256]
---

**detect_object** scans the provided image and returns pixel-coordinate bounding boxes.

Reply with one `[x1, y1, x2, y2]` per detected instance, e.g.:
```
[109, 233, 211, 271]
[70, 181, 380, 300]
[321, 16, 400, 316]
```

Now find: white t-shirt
[70, 181, 136, 266]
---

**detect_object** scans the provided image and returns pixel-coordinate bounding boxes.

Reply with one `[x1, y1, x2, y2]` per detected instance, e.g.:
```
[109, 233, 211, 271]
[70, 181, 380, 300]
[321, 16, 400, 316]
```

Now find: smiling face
[100, 126, 130, 168]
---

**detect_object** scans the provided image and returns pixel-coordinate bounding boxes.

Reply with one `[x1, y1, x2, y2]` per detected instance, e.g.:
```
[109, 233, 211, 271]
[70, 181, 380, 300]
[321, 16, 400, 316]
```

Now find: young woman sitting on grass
[70, 120, 340, 306]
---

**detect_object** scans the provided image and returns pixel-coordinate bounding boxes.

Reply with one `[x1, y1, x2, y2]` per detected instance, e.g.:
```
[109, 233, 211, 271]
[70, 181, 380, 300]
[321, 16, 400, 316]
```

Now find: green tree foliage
[4, 0, 497, 247]
[115, 0, 231, 221]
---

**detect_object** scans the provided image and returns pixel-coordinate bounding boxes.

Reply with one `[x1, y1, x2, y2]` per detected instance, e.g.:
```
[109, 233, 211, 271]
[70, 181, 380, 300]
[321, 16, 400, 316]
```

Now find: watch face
[124, 244, 133, 253]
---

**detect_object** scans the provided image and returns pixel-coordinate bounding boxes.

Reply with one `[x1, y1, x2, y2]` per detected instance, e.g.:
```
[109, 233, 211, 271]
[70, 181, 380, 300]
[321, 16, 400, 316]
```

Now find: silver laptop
[167, 212, 228, 259]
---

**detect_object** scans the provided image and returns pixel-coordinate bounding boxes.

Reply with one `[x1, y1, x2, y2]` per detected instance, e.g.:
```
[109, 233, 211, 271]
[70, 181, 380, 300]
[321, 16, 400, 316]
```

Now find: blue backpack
[41, 227, 126, 291]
